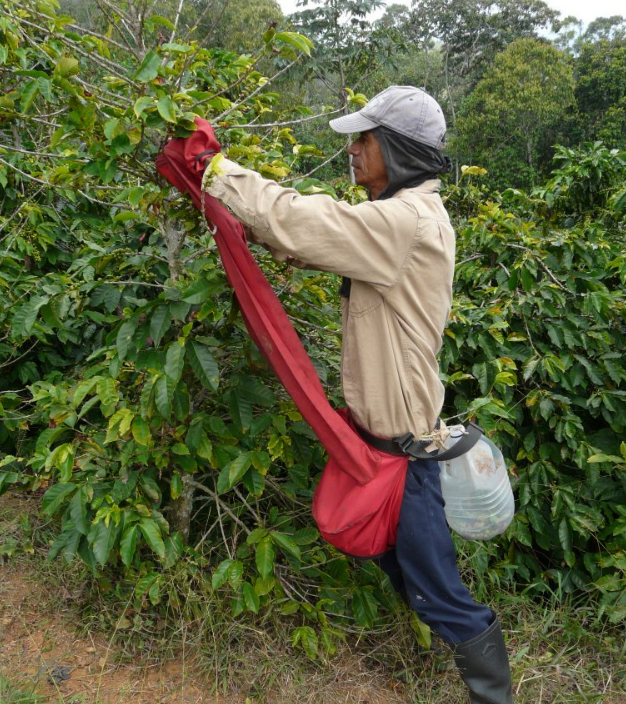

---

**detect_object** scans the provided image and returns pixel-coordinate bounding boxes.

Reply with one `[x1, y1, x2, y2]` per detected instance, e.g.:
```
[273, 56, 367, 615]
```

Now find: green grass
[0, 674, 47, 704]
[0, 678, 97, 704]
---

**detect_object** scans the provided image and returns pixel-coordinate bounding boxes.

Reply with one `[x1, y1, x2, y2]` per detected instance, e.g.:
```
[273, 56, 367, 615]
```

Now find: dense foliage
[1, 0, 625, 663]
[443, 150, 626, 621]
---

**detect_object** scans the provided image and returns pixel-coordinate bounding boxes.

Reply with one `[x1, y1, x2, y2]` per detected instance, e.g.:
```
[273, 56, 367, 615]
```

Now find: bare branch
[456, 253, 485, 267]
[27, 7, 136, 57]
[215, 59, 301, 122]
[0, 340, 39, 370]
[227, 106, 344, 130]
[92, 0, 140, 52]
[0, 156, 115, 207]
[506, 243, 569, 291]
[188, 479, 251, 535]
[1, 8, 139, 88]
[200, 54, 266, 104]
[169, 0, 186, 44]
[100, 280, 167, 288]
[280, 144, 346, 184]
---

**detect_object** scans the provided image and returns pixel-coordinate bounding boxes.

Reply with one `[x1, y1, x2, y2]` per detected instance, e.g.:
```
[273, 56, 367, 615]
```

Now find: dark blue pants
[376, 456, 493, 646]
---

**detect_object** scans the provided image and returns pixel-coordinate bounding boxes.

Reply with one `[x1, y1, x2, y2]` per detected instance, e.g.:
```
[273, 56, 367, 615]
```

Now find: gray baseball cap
[329, 85, 447, 150]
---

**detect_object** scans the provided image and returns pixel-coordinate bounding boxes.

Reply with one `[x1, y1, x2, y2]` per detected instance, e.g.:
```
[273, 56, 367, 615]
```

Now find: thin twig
[188, 479, 251, 535]
[0, 144, 88, 162]
[0, 340, 39, 370]
[215, 59, 301, 122]
[0, 156, 113, 207]
[169, 0, 186, 44]
[227, 106, 344, 130]
[95, 0, 138, 49]
[506, 242, 569, 290]
[0, 199, 33, 234]
[232, 486, 263, 524]
[287, 314, 342, 335]
[280, 144, 346, 184]
[101, 280, 166, 288]
[2, 8, 139, 89]
[456, 253, 484, 267]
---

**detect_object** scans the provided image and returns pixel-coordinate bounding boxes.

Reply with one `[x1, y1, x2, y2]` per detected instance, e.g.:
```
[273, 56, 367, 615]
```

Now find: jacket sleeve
[206, 158, 419, 289]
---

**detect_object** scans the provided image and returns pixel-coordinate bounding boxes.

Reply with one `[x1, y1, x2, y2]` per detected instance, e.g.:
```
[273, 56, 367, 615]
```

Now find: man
[204, 85, 514, 704]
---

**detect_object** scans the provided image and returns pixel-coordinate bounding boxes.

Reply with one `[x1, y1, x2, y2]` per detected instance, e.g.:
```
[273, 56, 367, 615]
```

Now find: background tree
[407, 0, 559, 123]
[454, 38, 575, 187]
[577, 14, 626, 45]
[574, 37, 626, 149]
[191, 0, 285, 53]
[287, 0, 404, 180]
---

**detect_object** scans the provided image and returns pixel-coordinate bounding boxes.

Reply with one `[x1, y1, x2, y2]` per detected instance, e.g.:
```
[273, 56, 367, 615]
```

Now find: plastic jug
[438, 425, 515, 540]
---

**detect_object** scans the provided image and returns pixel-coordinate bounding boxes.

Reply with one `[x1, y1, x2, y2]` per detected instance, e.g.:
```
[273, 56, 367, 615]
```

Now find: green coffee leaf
[134, 96, 154, 118]
[242, 582, 260, 613]
[42, 482, 76, 516]
[139, 517, 166, 559]
[164, 341, 185, 383]
[352, 588, 378, 628]
[20, 80, 39, 113]
[291, 626, 318, 659]
[163, 532, 184, 569]
[212, 558, 233, 589]
[292, 527, 319, 545]
[255, 537, 275, 579]
[155, 374, 175, 419]
[150, 306, 171, 348]
[131, 416, 151, 446]
[54, 57, 79, 77]
[157, 96, 177, 123]
[229, 453, 251, 487]
[274, 32, 313, 56]
[116, 319, 138, 362]
[410, 612, 432, 650]
[134, 50, 161, 82]
[271, 532, 301, 559]
[89, 520, 116, 566]
[120, 524, 138, 567]
[170, 472, 182, 499]
[187, 341, 219, 390]
[69, 486, 89, 535]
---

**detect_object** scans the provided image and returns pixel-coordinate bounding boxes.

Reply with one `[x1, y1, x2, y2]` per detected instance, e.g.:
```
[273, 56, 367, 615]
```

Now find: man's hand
[244, 224, 308, 268]
[193, 119, 222, 171]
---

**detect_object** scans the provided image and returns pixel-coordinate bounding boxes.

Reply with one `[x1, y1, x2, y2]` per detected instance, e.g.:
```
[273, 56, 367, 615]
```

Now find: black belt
[355, 421, 484, 461]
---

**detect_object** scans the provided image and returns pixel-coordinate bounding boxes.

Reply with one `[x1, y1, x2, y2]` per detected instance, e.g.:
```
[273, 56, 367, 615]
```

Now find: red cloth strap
[155, 119, 380, 484]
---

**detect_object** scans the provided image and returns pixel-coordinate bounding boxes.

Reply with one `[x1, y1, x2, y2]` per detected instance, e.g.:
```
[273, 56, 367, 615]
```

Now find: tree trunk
[160, 215, 195, 544]
[169, 474, 195, 544]
[162, 216, 185, 282]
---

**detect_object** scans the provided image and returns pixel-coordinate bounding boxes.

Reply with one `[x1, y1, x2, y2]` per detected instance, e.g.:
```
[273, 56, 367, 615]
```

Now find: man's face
[348, 131, 389, 200]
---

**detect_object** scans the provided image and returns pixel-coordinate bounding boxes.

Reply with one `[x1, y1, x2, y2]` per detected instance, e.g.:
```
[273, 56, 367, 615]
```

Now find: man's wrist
[201, 153, 226, 191]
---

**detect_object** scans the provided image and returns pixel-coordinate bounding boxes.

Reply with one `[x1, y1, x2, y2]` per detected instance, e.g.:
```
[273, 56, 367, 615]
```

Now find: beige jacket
[207, 158, 456, 439]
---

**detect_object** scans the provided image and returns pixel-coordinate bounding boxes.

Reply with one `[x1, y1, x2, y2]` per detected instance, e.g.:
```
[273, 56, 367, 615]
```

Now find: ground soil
[0, 561, 219, 704]
[0, 495, 407, 704]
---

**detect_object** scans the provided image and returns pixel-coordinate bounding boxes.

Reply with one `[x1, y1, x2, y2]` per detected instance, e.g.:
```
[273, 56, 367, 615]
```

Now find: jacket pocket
[347, 280, 383, 317]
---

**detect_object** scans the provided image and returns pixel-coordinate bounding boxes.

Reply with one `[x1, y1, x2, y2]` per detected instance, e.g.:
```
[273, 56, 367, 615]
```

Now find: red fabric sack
[311, 409, 409, 559]
[155, 119, 408, 558]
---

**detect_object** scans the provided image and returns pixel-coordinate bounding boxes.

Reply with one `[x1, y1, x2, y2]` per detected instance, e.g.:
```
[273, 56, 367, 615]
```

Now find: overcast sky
[276, 0, 625, 26]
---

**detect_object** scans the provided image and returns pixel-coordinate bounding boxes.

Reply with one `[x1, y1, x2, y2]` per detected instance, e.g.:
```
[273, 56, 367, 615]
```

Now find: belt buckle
[394, 432, 415, 455]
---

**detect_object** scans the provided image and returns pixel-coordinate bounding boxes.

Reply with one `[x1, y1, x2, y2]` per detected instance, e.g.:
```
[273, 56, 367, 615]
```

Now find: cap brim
[328, 111, 379, 134]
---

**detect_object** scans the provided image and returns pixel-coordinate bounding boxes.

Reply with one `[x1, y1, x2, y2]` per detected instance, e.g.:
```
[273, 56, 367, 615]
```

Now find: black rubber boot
[453, 617, 514, 704]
